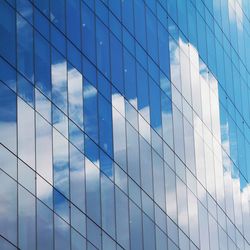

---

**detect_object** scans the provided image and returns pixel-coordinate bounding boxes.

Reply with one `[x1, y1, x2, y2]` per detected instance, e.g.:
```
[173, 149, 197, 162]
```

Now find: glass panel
[50, 0, 65, 32]
[112, 107, 127, 171]
[71, 229, 86, 250]
[70, 144, 85, 211]
[53, 104, 68, 138]
[0, 82, 17, 153]
[0, 171, 17, 245]
[36, 175, 53, 209]
[34, 31, 51, 97]
[140, 136, 153, 197]
[126, 122, 140, 184]
[36, 113, 53, 183]
[18, 186, 36, 250]
[54, 189, 69, 223]
[0, 144, 17, 179]
[101, 174, 115, 238]
[37, 200, 53, 250]
[54, 214, 70, 250]
[17, 74, 34, 107]
[66, 0, 80, 48]
[18, 97, 35, 169]
[84, 80, 98, 143]
[17, 14, 33, 82]
[98, 94, 113, 157]
[68, 64, 83, 129]
[53, 129, 69, 197]
[71, 204, 86, 237]
[0, 1, 16, 65]
[85, 158, 101, 224]
[18, 160, 35, 194]
[81, 2, 96, 62]
[115, 187, 129, 249]
[96, 18, 110, 78]
[129, 201, 143, 250]
[51, 48, 68, 114]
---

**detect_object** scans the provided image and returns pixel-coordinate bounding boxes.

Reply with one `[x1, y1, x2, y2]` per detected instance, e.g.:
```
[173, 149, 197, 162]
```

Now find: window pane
[54, 214, 70, 250]
[82, 2, 96, 62]
[36, 113, 53, 183]
[51, 48, 67, 114]
[70, 144, 85, 211]
[17, 14, 33, 82]
[84, 81, 98, 143]
[18, 186, 36, 250]
[0, 82, 17, 153]
[96, 18, 110, 78]
[18, 97, 35, 169]
[85, 158, 100, 224]
[66, 0, 80, 48]
[68, 64, 83, 129]
[0, 1, 16, 65]
[50, 0, 65, 32]
[0, 171, 17, 245]
[101, 174, 115, 238]
[98, 94, 113, 157]
[0, 144, 17, 179]
[34, 31, 51, 97]
[53, 128, 69, 197]
[37, 200, 53, 250]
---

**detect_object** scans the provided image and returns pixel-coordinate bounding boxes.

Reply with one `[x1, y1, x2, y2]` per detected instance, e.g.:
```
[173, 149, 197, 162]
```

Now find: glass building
[1, 0, 250, 249]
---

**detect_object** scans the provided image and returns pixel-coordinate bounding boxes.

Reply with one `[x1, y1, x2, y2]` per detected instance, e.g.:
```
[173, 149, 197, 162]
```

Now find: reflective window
[0, 1, 16, 66]
[66, 0, 80, 48]
[53, 104, 68, 138]
[126, 122, 140, 184]
[115, 187, 129, 249]
[101, 174, 115, 238]
[18, 186, 36, 250]
[54, 214, 70, 250]
[85, 158, 101, 224]
[0, 82, 17, 153]
[0, 145, 17, 179]
[96, 18, 110, 78]
[68, 64, 83, 129]
[71, 204, 86, 237]
[54, 189, 69, 223]
[82, 2, 96, 62]
[71, 229, 86, 250]
[17, 14, 33, 82]
[70, 144, 85, 211]
[51, 48, 67, 114]
[53, 129, 69, 197]
[0, 171, 17, 245]
[18, 97, 35, 169]
[0, 57, 16, 92]
[36, 113, 53, 183]
[18, 160, 35, 194]
[112, 107, 127, 171]
[98, 94, 113, 157]
[84, 80, 98, 143]
[34, 31, 51, 97]
[18, 74, 34, 107]
[50, 0, 65, 32]
[37, 200, 53, 250]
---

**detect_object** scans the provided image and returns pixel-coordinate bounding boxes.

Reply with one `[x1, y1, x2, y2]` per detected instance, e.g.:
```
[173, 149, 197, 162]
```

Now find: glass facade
[1, 0, 250, 249]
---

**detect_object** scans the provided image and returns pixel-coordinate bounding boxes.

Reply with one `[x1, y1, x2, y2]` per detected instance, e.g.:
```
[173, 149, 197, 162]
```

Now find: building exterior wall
[0, 0, 250, 249]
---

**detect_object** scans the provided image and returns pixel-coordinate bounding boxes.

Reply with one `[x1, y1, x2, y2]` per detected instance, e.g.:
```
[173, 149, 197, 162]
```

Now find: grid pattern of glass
[1, 0, 250, 249]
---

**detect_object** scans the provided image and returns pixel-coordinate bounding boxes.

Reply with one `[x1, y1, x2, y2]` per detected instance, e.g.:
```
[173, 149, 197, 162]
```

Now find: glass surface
[37, 200, 53, 250]
[0, 171, 17, 245]
[18, 186, 36, 250]
[53, 128, 69, 197]
[18, 97, 35, 169]
[17, 14, 33, 82]
[36, 113, 53, 183]
[0, 82, 17, 153]
[85, 158, 101, 224]
[0, 1, 16, 66]
[68, 64, 83, 129]
[70, 144, 85, 211]
[0, 145, 17, 179]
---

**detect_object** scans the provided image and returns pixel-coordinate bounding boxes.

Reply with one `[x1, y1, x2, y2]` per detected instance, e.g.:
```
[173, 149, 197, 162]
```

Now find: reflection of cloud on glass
[68, 66, 83, 129]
